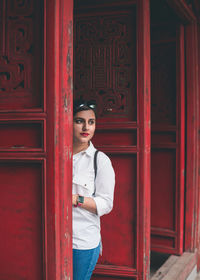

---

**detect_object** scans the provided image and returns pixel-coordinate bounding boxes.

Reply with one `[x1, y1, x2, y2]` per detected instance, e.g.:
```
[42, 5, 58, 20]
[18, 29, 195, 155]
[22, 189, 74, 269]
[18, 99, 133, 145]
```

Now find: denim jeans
[73, 244, 100, 280]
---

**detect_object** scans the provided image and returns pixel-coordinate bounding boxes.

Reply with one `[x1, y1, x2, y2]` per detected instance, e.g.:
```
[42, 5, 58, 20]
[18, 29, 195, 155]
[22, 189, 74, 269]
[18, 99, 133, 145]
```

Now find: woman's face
[73, 109, 96, 146]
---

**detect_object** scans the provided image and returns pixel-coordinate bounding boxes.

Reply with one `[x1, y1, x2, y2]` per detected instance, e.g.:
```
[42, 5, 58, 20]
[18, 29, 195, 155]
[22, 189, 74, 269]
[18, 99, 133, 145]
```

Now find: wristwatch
[77, 195, 84, 207]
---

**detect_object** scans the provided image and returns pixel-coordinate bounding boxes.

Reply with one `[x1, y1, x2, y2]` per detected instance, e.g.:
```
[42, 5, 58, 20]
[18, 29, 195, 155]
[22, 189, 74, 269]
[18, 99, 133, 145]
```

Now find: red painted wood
[0, 160, 44, 280]
[45, 0, 58, 279]
[93, 129, 137, 146]
[150, 16, 185, 254]
[100, 155, 137, 268]
[184, 21, 199, 252]
[58, 0, 73, 279]
[165, 0, 200, 258]
[74, 9, 137, 122]
[0, 120, 44, 150]
[45, 0, 57, 278]
[197, 22, 200, 271]
[177, 25, 185, 255]
[0, 0, 43, 110]
[46, 0, 73, 279]
[0, 0, 46, 279]
[0, 0, 73, 279]
[136, 0, 151, 279]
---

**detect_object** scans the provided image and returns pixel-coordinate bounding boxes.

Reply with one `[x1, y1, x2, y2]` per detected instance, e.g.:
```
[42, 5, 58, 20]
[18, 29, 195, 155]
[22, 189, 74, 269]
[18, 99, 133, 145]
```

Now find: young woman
[72, 99, 115, 280]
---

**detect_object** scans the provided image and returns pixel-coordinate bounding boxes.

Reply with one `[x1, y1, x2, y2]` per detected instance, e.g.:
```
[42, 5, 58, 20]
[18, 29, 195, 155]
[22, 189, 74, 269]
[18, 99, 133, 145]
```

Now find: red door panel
[0, 0, 45, 278]
[151, 19, 185, 254]
[0, 161, 44, 280]
[99, 155, 137, 268]
[74, 1, 151, 278]
[152, 150, 176, 230]
[0, 121, 44, 150]
[93, 129, 137, 146]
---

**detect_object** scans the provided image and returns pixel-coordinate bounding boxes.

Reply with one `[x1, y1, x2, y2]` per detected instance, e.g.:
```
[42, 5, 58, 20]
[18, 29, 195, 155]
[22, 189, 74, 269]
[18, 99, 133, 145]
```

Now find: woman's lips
[80, 133, 89, 137]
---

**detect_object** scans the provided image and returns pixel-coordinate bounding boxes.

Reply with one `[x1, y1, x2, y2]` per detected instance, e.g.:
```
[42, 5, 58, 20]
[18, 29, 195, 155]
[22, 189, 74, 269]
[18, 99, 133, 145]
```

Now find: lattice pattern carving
[74, 11, 136, 119]
[0, 0, 42, 109]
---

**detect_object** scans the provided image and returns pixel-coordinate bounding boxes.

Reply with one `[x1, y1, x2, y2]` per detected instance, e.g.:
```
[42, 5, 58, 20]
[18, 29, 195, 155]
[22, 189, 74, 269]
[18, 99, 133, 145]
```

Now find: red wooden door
[74, 0, 151, 279]
[0, 0, 44, 279]
[150, 2, 185, 255]
[0, 0, 74, 279]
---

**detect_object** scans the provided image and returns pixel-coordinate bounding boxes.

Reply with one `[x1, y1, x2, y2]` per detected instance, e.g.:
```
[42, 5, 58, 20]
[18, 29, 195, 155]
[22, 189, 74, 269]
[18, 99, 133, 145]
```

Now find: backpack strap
[93, 150, 99, 195]
[94, 150, 99, 179]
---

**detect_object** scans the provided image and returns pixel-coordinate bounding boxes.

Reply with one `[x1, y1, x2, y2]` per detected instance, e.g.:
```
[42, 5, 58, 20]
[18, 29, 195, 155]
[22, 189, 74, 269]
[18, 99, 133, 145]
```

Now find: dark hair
[73, 99, 97, 117]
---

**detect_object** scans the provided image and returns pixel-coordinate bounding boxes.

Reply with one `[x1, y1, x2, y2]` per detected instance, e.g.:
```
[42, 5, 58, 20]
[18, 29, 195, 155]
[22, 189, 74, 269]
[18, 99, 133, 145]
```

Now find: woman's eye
[75, 119, 83, 124]
[88, 120, 95, 125]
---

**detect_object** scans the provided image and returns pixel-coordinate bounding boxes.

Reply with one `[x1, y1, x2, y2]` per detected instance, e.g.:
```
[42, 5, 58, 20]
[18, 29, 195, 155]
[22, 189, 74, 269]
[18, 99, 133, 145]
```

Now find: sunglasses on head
[74, 100, 96, 110]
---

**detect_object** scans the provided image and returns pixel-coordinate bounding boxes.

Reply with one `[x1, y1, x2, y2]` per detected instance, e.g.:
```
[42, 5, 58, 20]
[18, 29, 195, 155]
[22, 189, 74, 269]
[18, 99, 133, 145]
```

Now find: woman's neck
[73, 142, 89, 155]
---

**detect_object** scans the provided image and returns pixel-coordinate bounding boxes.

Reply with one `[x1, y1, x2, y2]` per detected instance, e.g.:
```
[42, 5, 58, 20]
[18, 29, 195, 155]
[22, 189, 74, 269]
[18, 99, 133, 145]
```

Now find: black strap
[93, 150, 99, 195]
[94, 150, 99, 179]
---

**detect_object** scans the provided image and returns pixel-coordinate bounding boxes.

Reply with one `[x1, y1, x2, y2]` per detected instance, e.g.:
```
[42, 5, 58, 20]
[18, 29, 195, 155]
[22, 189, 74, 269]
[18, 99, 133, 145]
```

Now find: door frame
[185, 21, 199, 253]
[73, 0, 151, 278]
[166, 0, 199, 254]
[46, 0, 150, 279]
[46, 0, 73, 279]
[137, 0, 151, 278]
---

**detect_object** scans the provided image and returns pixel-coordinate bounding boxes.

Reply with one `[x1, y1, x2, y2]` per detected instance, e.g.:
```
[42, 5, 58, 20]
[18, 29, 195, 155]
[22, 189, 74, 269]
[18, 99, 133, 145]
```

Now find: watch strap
[77, 195, 84, 206]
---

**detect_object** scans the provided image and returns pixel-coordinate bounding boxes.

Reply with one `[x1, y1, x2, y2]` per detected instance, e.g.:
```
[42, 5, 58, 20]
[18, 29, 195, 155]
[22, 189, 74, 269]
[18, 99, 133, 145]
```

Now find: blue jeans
[73, 244, 100, 280]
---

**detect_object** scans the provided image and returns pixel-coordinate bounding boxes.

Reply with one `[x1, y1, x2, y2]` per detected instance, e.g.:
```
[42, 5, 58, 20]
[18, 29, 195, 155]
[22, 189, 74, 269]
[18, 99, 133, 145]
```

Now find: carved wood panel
[74, 10, 136, 120]
[0, 0, 43, 110]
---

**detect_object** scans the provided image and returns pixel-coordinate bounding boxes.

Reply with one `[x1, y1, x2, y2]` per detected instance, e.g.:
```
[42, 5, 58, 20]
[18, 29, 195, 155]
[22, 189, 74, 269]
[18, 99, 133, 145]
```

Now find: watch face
[78, 195, 84, 204]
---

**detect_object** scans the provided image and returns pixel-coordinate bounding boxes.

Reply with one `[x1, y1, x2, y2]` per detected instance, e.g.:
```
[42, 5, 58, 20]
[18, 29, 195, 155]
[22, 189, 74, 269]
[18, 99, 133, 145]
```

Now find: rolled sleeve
[93, 153, 115, 217]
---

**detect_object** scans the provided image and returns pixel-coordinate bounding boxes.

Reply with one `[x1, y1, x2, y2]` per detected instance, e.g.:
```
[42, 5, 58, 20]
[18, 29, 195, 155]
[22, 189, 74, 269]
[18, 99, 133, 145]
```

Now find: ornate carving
[74, 11, 136, 120]
[0, 56, 26, 92]
[0, 0, 42, 109]
[8, 20, 33, 56]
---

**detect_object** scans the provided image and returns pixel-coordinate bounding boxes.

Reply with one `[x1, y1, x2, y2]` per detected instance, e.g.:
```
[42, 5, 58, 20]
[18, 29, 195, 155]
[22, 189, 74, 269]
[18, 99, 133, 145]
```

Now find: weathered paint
[1, 0, 199, 279]
[137, 0, 151, 278]
[46, 0, 73, 279]
[59, 1, 73, 280]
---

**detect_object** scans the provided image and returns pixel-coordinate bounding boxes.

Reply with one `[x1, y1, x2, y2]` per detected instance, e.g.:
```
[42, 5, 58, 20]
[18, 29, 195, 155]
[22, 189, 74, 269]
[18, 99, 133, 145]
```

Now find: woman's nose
[83, 122, 89, 130]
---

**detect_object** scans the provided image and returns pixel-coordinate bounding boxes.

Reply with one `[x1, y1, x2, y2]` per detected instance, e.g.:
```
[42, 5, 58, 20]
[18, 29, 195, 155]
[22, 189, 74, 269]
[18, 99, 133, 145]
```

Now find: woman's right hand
[72, 194, 78, 206]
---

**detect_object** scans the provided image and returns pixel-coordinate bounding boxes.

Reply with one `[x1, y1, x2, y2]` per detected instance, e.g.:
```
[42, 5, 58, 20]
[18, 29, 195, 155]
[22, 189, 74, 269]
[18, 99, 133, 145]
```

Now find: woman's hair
[73, 98, 97, 117]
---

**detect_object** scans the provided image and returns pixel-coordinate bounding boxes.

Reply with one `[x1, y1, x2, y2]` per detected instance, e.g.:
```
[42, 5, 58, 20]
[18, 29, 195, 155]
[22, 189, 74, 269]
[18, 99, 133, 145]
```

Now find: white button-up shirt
[72, 142, 115, 249]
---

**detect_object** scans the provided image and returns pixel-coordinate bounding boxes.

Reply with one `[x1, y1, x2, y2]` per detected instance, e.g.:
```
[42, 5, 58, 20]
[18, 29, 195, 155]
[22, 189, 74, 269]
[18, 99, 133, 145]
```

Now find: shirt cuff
[93, 196, 113, 217]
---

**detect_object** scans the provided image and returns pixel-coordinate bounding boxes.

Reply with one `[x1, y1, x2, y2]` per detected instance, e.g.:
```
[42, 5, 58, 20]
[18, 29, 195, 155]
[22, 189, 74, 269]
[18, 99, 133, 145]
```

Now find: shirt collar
[85, 142, 96, 157]
[73, 142, 96, 158]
